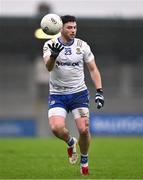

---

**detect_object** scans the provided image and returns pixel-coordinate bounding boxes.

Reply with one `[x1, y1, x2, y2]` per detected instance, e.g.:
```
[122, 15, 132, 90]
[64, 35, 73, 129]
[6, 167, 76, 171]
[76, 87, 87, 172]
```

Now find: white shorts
[48, 107, 89, 119]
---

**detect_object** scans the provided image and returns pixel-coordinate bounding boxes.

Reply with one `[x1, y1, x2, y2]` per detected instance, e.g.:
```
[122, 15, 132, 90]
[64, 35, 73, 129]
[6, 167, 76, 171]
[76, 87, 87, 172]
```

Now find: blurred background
[0, 0, 143, 137]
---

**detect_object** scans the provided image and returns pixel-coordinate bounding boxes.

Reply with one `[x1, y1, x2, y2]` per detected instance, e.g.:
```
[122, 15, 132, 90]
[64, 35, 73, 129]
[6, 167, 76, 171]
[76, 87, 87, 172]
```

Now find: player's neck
[59, 36, 74, 45]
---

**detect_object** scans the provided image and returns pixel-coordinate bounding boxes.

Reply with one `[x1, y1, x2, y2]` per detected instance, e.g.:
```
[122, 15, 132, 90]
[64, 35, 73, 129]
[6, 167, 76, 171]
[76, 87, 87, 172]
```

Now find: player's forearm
[44, 57, 56, 71]
[90, 69, 103, 90]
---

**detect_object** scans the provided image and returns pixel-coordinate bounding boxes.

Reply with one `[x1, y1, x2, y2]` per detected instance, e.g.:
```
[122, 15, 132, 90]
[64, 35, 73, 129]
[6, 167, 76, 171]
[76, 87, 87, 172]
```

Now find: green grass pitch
[0, 137, 143, 179]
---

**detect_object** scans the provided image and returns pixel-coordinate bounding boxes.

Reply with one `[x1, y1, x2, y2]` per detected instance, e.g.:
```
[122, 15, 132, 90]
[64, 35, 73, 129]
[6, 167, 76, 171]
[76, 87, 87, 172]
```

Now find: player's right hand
[48, 43, 64, 59]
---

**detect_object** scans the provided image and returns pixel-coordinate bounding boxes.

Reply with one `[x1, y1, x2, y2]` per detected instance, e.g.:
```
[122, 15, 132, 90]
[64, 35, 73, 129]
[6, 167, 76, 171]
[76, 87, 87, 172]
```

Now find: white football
[40, 13, 63, 35]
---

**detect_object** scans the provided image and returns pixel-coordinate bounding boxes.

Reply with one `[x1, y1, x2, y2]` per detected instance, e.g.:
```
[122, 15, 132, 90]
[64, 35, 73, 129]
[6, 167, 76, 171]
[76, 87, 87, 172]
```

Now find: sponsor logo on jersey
[56, 61, 79, 67]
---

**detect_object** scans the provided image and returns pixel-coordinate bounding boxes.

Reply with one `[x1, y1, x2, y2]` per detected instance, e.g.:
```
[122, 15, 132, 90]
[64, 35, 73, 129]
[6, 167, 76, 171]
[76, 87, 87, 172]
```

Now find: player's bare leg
[49, 116, 70, 141]
[49, 116, 78, 164]
[75, 117, 91, 175]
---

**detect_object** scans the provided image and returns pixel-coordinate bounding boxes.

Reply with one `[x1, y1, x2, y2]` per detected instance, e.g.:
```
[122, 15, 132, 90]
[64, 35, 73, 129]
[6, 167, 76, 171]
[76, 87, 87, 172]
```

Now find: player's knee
[49, 120, 64, 134]
[50, 123, 64, 133]
[49, 116, 65, 134]
[79, 126, 89, 135]
[78, 118, 89, 135]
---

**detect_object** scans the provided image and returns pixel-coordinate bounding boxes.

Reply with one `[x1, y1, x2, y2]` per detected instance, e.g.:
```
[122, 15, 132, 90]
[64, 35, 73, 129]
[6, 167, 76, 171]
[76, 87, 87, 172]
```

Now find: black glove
[48, 43, 64, 59]
[95, 88, 104, 109]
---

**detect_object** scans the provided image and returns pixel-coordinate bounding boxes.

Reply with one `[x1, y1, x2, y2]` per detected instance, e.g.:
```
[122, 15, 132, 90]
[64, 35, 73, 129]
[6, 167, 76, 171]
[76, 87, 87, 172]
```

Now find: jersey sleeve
[83, 42, 95, 63]
[43, 40, 52, 58]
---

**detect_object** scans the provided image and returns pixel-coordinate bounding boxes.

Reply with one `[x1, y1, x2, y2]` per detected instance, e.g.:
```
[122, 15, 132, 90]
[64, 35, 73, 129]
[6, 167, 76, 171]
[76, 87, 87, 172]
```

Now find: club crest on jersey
[64, 47, 72, 55]
[76, 47, 82, 54]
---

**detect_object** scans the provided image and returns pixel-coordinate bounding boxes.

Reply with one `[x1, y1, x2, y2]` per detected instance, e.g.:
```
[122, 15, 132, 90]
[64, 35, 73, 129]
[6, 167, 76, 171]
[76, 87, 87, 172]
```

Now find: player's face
[61, 21, 77, 40]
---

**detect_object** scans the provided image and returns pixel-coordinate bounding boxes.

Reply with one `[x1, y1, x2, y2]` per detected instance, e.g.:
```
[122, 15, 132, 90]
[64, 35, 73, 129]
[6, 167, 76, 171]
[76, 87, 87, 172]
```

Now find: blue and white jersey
[43, 37, 94, 94]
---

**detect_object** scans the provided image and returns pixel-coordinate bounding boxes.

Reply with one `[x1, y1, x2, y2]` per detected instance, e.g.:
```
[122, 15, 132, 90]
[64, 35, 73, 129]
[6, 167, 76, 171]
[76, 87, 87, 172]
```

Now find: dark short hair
[60, 15, 76, 24]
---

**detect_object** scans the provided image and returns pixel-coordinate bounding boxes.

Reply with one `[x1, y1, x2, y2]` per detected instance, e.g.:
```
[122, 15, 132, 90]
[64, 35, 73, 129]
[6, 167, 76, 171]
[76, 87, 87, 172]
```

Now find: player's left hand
[95, 88, 104, 109]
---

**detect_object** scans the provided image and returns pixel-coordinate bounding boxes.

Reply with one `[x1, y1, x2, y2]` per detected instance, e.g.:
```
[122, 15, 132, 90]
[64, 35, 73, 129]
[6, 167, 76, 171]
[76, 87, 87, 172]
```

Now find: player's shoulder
[74, 37, 86, 43]
[74, 38, 89, 47]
